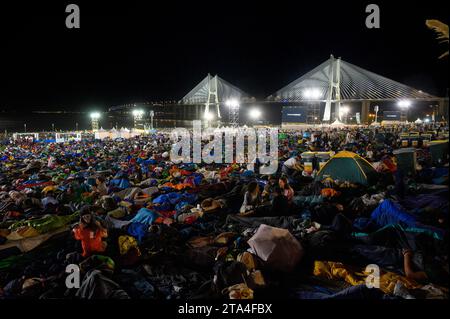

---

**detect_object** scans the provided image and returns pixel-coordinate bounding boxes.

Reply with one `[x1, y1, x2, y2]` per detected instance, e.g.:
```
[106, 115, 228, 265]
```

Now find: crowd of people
[0, 123, 448, 299]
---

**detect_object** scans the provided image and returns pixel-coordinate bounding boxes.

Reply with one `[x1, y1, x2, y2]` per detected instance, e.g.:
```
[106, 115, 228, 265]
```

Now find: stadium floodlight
[90, 112, 101, 119]
[397, 100, 411, 109]
[249, 108, 262, 120]
[204, 112, 214, 120]
[340, 106, 350, 115]
[132, 109, 145, 129]
[90, 112, 101, 131]
[132, 109, 144, 117]
[225, 99, 239, 108]
[303, 88, 321, 99]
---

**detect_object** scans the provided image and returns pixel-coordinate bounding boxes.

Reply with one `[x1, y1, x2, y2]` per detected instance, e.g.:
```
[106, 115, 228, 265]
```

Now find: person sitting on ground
[279, 176, 294, 204]
[269, 186, 289, 216]
[239, 181, 261, 216]
[73, 205, 108, 257]
[261, 175, 278, 202]
[93, 176, 108, 196]
[366, 144, 374, 161]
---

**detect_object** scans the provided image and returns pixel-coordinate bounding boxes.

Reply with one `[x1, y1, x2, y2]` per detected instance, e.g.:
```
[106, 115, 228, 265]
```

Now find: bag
[213, 261, 248, 291]
[118, 235, 141, 256]
[237, 252, 258, 271]
[214, 232, 236, 245]
[201, 198, 222, 213]
[248, 270, 265, 288]
[223, 283, 254, 299]
[188, 236, 214, 248]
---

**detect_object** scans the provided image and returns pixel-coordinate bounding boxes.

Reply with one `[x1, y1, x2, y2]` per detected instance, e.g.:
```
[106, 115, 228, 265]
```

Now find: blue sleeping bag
[110, 178, 131, 189]
[127, 222, 148, 243]
[130, 208, 160, 226]
[370, 200, 417, 228]
[367, 199, 445, 240]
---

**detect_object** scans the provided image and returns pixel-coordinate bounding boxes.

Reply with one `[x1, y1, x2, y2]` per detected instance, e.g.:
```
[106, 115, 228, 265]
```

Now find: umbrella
[247, 224, 304, 272]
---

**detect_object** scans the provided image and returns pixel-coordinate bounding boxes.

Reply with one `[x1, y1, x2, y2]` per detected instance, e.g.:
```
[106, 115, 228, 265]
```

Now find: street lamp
[24, 123, 27, 133]
[90, 112, 101, 131]
[76, 122, 79, 132]
[52, 123, 55, 131]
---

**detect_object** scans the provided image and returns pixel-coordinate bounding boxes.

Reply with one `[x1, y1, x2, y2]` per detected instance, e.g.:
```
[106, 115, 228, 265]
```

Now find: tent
[315, 151, 377, 185]
[415, 118, 423, 124]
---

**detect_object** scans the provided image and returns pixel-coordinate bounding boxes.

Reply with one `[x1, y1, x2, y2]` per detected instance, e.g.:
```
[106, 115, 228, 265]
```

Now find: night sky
[1, 0, 448, 112]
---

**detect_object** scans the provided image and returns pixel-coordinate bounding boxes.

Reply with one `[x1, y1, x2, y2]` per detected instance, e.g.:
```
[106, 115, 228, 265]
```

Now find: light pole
[150, 111, 155, 130]
[76, 122, 79, 131]
[374, 105, 379, 124]
[24, 123, 27, 133]
[52, 123, 55, 131]
[430, 104, 438, 122]
[132, 109, 144, 130]
[90, 112, 101, 131]
[226, 99, 240, 127]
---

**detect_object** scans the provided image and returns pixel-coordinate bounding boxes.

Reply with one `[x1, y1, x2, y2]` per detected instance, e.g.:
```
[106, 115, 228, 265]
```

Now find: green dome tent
[315, 151, 377, 185]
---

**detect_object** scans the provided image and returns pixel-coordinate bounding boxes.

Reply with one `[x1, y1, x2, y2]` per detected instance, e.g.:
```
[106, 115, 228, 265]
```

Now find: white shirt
[283, 157, 298, 169]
